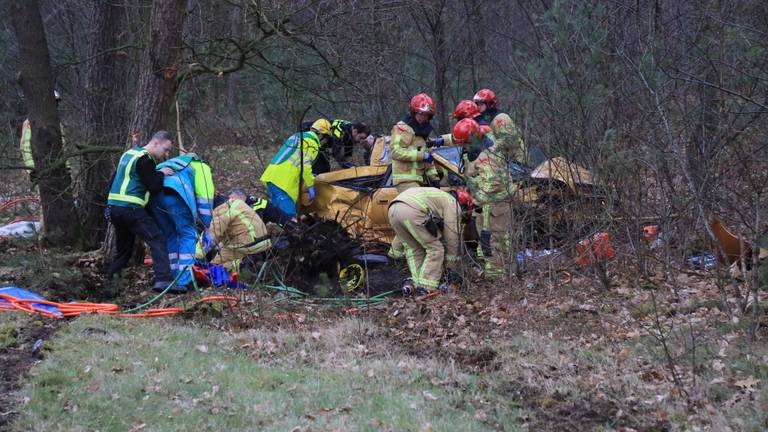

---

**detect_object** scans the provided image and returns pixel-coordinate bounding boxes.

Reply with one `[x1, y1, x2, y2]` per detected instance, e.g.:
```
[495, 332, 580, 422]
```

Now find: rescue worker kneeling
[388, 187, 472, 295]
[204, 188, 272, 271]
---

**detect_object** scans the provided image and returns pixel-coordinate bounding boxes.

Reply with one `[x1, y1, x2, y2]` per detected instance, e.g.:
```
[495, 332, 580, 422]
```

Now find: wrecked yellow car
[300, 146, 604, 246]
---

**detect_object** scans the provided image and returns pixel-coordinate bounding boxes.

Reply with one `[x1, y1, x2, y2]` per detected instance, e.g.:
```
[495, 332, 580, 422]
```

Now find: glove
[308, 186, 316, 202]
[428, 137, 444, 148]
[429, 179, 441, 188]
[422, 152, 433, 163]
[274, 239, 290, 250]
[201, 231, 213, 252]
[103, 206, 112, 222]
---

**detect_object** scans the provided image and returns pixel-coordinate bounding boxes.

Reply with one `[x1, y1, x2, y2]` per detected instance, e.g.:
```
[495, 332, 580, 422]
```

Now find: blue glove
[201, 231, 213, 252]
[308, 186, 316, 202]
[274, 239, 290, 250]
[423, 152, 433, 163]
[432, 137, 444, 148]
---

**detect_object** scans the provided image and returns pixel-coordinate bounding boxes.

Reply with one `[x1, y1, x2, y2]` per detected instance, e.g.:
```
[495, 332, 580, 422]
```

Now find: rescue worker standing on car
[388, 187, 472, 295]
[453, 118, 514, 279]
[260, 121, 322, 217]
[151, 153, 215, 293]
[473, 89, 527, 164]
[104, 131, 175, 294]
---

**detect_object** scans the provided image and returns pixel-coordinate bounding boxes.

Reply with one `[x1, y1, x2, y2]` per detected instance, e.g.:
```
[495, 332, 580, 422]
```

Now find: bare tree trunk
[226, 3, 243, 115]
[10, 0, 79, 247]
[433, 11, 449, 133]
[81, 0, 130, 250]
[126, 0, 187, 146]
[103, 0, 186, 260]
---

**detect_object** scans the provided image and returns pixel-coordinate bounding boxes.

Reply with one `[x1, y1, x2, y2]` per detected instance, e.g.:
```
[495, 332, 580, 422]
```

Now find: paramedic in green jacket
[104, 131, 175, 292]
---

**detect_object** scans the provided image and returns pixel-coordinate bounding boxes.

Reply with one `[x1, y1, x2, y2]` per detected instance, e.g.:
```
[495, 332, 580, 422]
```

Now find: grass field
[12, 315, 521, 432]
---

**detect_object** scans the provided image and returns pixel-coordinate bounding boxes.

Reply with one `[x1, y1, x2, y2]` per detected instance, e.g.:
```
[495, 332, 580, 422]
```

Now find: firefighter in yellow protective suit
[388, 187, 472, 295]
[391, 93, 442, 191]
[473, 88, 527, 164]
[453, 118, 515, 279]
[388, 93, 443, 259]
[259, 121, 323, 217]
[205, 188, 272, 271]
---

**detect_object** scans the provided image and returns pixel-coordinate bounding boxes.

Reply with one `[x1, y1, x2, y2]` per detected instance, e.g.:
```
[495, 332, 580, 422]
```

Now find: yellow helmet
[310, 118, 332, 136]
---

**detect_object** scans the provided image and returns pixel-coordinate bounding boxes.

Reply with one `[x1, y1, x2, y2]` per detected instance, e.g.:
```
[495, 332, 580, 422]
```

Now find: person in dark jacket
[104, 131, 175, 294]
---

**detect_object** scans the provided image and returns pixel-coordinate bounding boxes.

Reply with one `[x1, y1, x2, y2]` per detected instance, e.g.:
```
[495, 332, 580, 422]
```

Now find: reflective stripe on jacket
[260, 132, 320, 202]
[209, 198, 271, 252]
[107, 147, 151, 207]
[20, 120, 33, 168]
[390, 122, 438, 185]
[157, 155, 215, 227]
[390, 187, 462, 261]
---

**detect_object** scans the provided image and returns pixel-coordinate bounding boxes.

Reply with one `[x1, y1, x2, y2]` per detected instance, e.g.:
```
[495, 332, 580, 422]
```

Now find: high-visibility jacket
[390, 118, 439, 186]
[260, 132, 320, 202]
[209, 198, 271, 269]
[156, 155, 215, 228]
[483, 110, 527, 164]
[330, 119, 355, 165]
[390, 187, 461, 262]
[20, 120, 69, 169]
[464, 134, 514, 206]
[20, 120, 33, 168]
[107, 147, 152, 208]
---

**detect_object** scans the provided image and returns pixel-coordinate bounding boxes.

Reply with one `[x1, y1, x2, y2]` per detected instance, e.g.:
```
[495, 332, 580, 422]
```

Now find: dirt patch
[0, 318, 59, 430]
[501, 381, 671, 432]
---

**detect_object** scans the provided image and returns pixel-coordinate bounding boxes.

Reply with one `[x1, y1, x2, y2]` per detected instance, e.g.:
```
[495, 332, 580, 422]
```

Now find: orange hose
[0, 293, 239, 319]
[0, 196, 39, 214]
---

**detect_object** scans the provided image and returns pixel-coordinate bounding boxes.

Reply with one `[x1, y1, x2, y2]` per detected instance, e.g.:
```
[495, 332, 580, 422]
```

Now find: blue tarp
[0, 286, 61, 317]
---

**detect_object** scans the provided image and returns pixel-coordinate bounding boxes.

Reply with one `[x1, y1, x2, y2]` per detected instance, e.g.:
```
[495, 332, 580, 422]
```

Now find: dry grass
[14, 315, 521, 431]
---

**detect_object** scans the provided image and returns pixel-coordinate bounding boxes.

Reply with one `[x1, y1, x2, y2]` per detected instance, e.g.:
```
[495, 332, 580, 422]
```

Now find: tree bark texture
[226, 3, 243, 115]
[81, 0, 130, 249]
[127, 0, 187, 147]
[10, 0, 79, 247]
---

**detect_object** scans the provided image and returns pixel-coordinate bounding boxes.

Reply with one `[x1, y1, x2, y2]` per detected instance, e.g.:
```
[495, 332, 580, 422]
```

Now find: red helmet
[409, 93, 435, 115]
[472, 88, 498, 109]
[450, 188, 473, 212]
[453, 100, 481, 120]
[451, 118, 484, 144]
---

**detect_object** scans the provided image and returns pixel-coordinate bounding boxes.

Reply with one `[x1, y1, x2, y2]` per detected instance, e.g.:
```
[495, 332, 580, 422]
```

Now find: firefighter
[151, 153, 215, 293]
[260, 122, 322, 217]
[388, 93, 444, 260]
[425, 99, 485, 148]
[104, 131, 175, 295]
[453, 118, 514, 279]
[473, 89, 527, 163]
[390, 93, 442, 191]
[206, 188, 272, 271]
[453, 99, 485, 124]
[388, 187, 472, 295]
